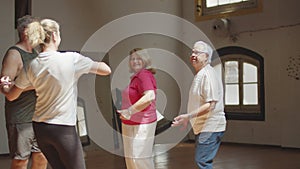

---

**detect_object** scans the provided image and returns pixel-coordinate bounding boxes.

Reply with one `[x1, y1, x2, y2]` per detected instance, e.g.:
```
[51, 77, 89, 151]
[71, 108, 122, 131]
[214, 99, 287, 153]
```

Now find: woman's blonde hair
[129, 48, 156, 74]
[26, 18, 60, 49]
[25, 21, 44, 48]
[40, 19, 60, 48]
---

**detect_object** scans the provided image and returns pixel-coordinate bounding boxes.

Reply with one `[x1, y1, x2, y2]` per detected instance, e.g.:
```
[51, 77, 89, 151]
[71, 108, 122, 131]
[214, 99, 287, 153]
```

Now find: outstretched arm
[89, 62, 111, 76]
[172, 101, 216, 129]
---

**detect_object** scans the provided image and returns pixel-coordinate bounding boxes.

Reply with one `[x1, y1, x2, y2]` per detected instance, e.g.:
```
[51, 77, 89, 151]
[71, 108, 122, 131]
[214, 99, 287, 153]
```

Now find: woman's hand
[1, 76, 11, 85]
[117, 109, 132, 120]
[0, 76, 12, 93]
[0, 76, 23, 101]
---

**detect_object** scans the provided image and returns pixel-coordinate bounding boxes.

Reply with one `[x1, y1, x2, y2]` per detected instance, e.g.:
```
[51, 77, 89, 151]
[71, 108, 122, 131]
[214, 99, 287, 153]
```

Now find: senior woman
[118, 48, 157, 169]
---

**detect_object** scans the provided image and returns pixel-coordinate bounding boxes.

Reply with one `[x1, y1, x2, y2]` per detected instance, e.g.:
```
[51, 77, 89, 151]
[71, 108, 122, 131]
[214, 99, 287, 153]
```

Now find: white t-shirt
[188, 64, 226, 134]
[15, 51, 94, 126]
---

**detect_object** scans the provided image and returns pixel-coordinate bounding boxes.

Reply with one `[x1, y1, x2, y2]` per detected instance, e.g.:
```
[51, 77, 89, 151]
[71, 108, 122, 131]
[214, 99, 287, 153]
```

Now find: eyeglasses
[190, 50, 205, 57]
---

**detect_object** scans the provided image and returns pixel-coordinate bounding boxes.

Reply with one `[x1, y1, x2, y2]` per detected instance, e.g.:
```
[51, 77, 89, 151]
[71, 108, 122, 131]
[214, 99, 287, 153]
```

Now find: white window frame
[195, 0, 263, 21]
[212, 46, 265, 121]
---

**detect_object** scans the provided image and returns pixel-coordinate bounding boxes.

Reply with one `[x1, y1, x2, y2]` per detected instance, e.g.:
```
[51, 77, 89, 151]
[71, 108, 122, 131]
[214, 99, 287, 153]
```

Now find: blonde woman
[118, 48, 157, 169]
[1, 18, 111, 169]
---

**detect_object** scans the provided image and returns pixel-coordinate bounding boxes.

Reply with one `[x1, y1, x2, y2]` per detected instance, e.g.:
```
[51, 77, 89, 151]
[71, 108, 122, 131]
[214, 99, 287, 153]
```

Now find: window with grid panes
[212, 46, 265, 120]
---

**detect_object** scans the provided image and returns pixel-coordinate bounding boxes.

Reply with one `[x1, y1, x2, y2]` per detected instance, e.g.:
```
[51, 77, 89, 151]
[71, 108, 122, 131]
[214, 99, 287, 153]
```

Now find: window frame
[212, 46, 265, 121]
[195, 0, 263, 21]
[77, 97, 91, 146]
[15, 0, 32, 28]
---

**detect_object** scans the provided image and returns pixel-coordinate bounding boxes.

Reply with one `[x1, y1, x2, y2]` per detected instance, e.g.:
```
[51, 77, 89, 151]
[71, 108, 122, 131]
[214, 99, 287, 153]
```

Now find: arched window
[212, 46, 265, 120]
[195, 0, 263, 21]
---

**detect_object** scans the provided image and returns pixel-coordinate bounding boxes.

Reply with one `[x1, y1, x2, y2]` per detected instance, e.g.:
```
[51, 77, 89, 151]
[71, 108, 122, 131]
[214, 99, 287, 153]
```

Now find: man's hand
[172, 114, 190, 130]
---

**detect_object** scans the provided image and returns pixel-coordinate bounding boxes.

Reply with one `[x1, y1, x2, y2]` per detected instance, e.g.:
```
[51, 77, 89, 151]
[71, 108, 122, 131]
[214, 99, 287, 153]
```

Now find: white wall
[32, 0, 182, 51]
[182, 0, 300, 148]
[0, 0, 15, 154]
[32, 0, 184, 153]
[0, 0, 185, 154]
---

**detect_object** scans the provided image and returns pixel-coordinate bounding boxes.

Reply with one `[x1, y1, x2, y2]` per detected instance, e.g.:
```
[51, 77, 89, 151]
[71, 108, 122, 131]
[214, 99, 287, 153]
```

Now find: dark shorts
[6, 123, 41, 160]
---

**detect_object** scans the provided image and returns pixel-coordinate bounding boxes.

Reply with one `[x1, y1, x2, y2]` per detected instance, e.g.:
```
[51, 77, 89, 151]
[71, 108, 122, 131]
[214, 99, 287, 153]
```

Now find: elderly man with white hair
[172, 41, 226, 169]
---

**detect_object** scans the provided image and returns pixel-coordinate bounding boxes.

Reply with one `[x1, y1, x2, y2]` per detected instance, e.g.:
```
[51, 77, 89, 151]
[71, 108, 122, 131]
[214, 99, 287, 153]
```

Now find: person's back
[20, 51, 94, 126]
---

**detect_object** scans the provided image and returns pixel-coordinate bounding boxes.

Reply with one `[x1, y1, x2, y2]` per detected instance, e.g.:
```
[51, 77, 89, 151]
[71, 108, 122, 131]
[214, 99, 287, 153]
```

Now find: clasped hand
[0, 76, 12, 93]
[117, 109, 131, 120]
[0, 76, 12, 86]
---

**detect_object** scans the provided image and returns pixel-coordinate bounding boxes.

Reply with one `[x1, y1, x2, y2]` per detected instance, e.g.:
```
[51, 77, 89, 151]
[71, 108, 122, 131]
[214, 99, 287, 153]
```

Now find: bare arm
[1, 49, 23, 82]
[1, 85, 24, 101]
[0, 49, 23, 99]
[118, 90, 156, 120]
[172, 101, 216, 128]
[89, 62, 111, 76]
[24, 86, 35, 91]
[189, 101, 216, 119]
[130, 90, 155, 112]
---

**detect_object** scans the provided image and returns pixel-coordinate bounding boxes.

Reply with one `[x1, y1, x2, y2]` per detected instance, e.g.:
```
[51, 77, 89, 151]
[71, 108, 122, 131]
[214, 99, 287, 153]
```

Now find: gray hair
[194, 41, 213, 63]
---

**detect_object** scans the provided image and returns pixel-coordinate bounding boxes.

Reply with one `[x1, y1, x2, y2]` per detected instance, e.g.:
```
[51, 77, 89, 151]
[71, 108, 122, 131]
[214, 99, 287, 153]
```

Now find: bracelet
[122, 109, 131, 120]
[188, 113, 193, 119]
[128, 107, 133, 116]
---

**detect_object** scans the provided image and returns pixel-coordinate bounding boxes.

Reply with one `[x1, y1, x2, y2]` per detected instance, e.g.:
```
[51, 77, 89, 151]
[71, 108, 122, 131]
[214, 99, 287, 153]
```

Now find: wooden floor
[1, 141, 300, 169]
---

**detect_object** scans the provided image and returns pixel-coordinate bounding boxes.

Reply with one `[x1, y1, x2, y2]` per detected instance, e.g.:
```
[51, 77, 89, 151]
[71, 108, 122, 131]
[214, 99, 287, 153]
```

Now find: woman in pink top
[118, 48, 157, 169]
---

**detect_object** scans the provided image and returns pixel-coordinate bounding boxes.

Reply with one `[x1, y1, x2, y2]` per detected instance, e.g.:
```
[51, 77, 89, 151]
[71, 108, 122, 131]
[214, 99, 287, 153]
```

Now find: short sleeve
[202, 73, 219, 103]
[70, 52, 94, 78]
[137, 70, 156, 92]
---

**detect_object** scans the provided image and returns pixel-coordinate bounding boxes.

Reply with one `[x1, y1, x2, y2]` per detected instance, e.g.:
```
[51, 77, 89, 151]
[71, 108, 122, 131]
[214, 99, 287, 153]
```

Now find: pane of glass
[207, 0, 218, 7]
[225, 84, 239, 105]
[243, 84, 258, 105]
[78, 121, 87, 136]
[213, 63, 222, 80]
[77, 106, 87, 137]
[244, 62, 257, 83]
[225, 61, 238, 83]
[219, 0, 231, 5]
[207, 0, 248, 7]
[77, 106, 85, 121]
[230, 0, 243, 3]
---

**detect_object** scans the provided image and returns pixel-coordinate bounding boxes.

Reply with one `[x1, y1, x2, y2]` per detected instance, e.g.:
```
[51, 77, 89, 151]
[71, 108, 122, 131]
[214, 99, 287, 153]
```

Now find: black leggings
[33, 122, 86, 169]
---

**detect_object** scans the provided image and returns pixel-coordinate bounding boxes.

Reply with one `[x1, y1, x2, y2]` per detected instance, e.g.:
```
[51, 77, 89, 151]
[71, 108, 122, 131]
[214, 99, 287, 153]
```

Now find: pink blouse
[121, 69, 157, 125]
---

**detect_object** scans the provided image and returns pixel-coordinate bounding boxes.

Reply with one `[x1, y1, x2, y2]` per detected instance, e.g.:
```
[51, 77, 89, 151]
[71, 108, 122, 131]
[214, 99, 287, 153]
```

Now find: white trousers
[122, 121, 157, 169]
